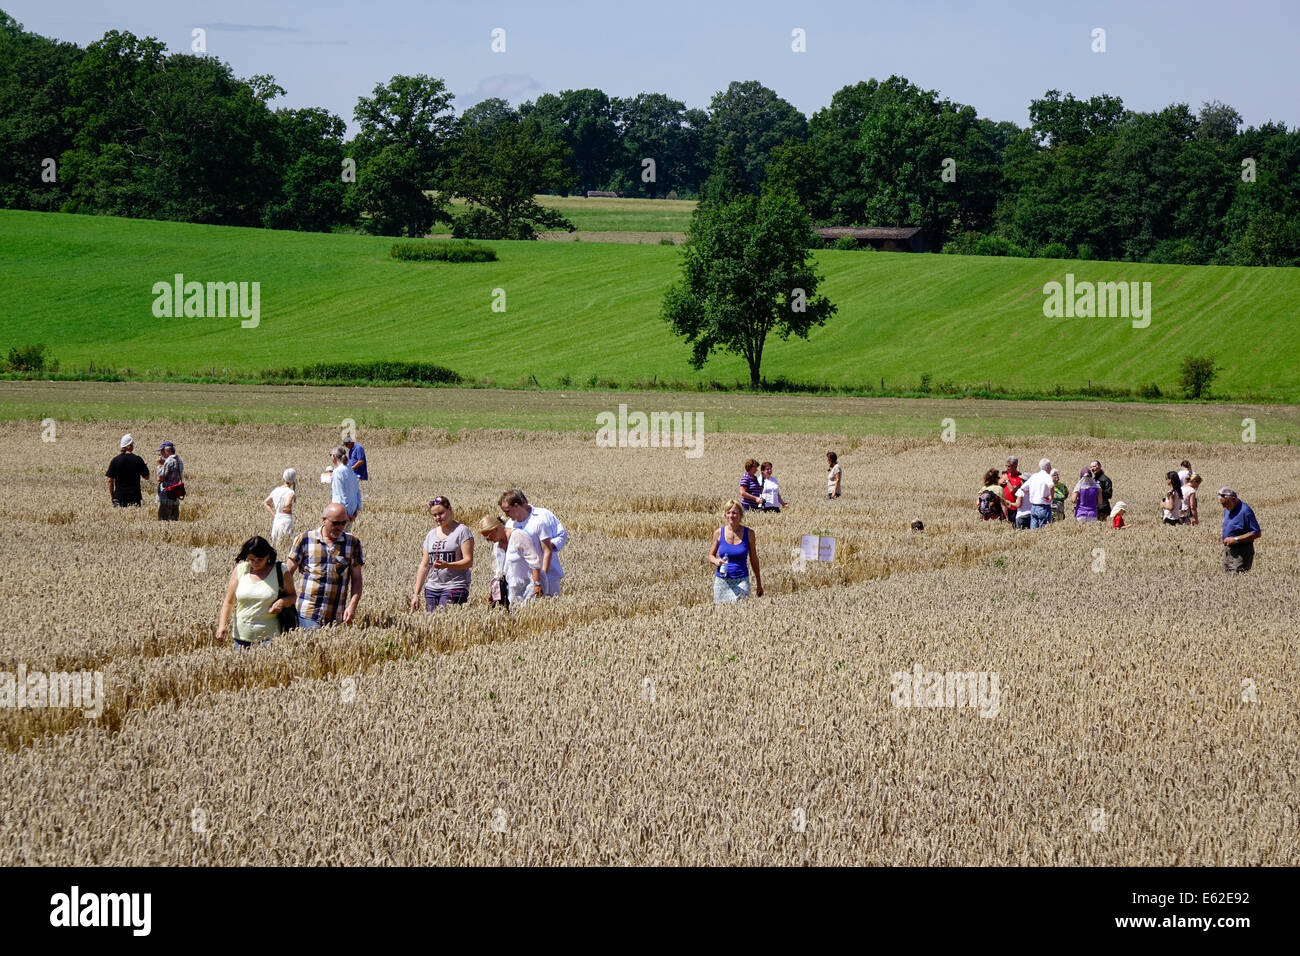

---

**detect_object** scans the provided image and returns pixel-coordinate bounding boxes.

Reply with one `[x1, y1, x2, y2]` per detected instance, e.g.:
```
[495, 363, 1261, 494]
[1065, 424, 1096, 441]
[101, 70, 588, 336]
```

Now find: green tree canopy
[704, 81, 807, 192]
[450, 117, 575, 239]
[663, 184, 835, 386]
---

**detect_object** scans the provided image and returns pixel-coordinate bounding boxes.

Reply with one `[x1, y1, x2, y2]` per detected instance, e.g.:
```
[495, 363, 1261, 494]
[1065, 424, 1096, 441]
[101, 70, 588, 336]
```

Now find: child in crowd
[1111, 502, 1127, 529]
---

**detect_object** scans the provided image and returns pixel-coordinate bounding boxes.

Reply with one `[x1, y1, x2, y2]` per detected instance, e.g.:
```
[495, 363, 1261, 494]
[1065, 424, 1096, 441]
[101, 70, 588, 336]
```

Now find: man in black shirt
[1089, 460, 1113, 520]
[106, 433, 150, 506]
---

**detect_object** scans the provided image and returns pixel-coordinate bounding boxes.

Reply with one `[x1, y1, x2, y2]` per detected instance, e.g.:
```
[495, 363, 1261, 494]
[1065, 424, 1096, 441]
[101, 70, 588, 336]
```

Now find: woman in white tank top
[264, 468, 297, 548]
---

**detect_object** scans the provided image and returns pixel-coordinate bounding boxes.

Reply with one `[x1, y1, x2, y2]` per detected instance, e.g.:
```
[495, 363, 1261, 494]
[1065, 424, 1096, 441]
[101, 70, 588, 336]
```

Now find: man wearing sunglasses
[284, 503, 365, 628]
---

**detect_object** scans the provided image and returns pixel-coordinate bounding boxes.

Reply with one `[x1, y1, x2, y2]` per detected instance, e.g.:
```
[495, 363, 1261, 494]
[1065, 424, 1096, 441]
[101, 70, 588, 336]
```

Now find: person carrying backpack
[978, 469, 1006, 521]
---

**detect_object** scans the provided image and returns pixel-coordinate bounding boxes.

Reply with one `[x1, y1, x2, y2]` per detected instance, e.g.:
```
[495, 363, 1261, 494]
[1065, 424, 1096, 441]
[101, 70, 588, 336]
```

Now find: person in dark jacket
[1089, 460, 1113, 520]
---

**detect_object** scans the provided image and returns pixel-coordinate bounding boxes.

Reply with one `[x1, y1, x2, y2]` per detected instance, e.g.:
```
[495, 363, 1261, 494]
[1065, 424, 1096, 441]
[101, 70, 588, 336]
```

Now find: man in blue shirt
[345, 438, 367, 481]
[1218, 487, 1261, 573]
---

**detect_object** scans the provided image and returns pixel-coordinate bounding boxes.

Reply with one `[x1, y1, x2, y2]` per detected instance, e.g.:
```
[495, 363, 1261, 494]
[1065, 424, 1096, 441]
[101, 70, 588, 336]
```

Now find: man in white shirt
[499, 488, 568, 595]
[1023, 458, 1057, 529]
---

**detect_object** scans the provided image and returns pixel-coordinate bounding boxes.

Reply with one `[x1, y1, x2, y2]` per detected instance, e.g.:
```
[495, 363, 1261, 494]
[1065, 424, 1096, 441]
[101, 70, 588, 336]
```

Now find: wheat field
[1, 421, 1296, 865]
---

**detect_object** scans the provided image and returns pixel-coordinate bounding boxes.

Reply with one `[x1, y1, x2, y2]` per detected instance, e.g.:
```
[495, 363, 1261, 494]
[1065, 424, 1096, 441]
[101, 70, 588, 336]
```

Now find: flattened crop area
[1, 423, 1297, 864]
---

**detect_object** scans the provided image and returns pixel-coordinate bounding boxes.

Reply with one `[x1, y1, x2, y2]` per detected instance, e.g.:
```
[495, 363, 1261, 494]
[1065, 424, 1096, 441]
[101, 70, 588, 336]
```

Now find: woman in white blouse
[477, 514, 543, 610]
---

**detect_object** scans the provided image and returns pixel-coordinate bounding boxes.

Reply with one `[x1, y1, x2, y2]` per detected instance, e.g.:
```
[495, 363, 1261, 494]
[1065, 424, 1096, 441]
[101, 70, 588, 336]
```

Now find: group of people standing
[975, 454, 1262, 572]
[104, 434, 184, 519]
[979, 456, 1119, 527]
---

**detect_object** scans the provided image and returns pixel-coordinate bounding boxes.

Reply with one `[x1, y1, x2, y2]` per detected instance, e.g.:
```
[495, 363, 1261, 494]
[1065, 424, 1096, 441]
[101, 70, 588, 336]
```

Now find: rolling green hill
[2, 209, 1298, 401]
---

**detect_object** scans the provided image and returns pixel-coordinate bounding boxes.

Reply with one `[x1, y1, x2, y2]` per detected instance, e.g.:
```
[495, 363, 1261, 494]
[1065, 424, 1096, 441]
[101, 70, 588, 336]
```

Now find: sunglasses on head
[430, 497, 448, 507]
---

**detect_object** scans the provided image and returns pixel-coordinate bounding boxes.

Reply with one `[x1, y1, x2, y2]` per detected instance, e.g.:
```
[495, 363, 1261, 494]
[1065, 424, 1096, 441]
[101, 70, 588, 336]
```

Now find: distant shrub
[665, 190, 679, 200]
[1179, 355, 1219, 399]
[973, 235, 1029, 258]
[1137, 382, 1163, 399]
[1076, 242, 1095, 261]
[832, 236, 858, 251]
[658, 237, 675, 246]
[918, 373, 932, 394]
[1147, 239, 1200, 265]
[1039, 242, 1071, 259]
[6, 343, 49, 373]
[451, 207, 537, 241]
[390, 241, 496, 262]
[262, 361, 461, 385]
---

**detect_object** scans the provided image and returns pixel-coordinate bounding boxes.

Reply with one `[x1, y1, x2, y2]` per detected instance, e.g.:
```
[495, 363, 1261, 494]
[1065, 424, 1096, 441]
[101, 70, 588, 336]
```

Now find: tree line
[2, 10, 1297, 263]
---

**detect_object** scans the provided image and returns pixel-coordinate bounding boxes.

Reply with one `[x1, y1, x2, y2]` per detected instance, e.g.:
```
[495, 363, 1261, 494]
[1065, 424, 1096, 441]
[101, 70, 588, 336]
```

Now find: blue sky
[9, 0, 1298, 133]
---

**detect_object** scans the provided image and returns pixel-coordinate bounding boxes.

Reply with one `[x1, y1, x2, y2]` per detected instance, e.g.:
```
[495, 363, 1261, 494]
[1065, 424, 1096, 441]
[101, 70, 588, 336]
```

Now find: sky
[9, 0, 1299, 134]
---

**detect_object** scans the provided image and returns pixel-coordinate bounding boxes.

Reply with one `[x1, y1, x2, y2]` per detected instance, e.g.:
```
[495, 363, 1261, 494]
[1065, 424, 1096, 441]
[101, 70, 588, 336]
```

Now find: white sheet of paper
[818, 537, 835, 562]
[801, 535, 819, 562]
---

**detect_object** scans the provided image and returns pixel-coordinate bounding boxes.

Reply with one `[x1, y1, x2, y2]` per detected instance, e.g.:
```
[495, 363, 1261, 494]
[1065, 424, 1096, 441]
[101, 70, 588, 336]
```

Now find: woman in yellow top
[217, 536, 296, 648]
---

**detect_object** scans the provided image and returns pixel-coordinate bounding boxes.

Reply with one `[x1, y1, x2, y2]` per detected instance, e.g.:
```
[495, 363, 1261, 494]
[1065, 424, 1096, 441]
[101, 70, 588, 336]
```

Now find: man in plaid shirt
[285, 503, 365, 628]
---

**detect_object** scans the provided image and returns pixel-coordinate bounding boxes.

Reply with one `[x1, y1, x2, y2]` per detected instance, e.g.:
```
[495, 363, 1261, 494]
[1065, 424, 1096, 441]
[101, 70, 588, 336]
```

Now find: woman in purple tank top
[1071, 467, 1099, 521]
[710, 500, 764, 602]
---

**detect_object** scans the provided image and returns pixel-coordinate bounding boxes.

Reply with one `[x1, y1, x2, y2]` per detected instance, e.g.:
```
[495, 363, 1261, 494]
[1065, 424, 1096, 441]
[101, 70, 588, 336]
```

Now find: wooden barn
[816, 226, 930, 252]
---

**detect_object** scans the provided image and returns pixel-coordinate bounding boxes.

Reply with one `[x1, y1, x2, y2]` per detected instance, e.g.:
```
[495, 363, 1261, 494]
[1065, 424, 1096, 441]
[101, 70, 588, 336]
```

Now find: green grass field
[4, 381, 1297, 443]
[3, 208, 1299, 401]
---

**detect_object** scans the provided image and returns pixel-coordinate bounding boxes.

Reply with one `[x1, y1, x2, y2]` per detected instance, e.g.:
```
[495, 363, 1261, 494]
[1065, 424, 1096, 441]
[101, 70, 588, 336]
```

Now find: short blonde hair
[722, 499, 744, 518]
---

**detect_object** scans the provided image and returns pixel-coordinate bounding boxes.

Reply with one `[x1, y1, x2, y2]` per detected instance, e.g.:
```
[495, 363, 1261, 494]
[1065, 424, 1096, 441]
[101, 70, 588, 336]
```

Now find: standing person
[977, 469, 1006, 521]
[499, 488, 567, 595]
[411, 496, 474, 610]
[826, 452, 841, 499]
[1023, 458, 1056, 529]
[345, 437, 368, 481]
[1071, 467, 1099, 521]
[1009, 479, 1031, 529]
[1001, 457, 1023, 516]
[709, 500, 763, 602]
[329, 445, 361, 524]
[1050, 468, 1069, 522]
[1218, 487, 1262, 573]
[477, 514, 543, 610]
[1183, 473, 1202, 525]
[759, 462, 788, 512]
[264, 469, 297, 549]
[284, 503, 364, 629]
[1177, 459, 1192, 486]
[105, 434, 150, 507]
[216, 536, 296, 648]
[1089, 461, 1113, 520]
[739, 459, 763, 510]
[156, 440, 183, 521]
[1110, 502, 1127, 529]
[1160, 472, 1184, 526]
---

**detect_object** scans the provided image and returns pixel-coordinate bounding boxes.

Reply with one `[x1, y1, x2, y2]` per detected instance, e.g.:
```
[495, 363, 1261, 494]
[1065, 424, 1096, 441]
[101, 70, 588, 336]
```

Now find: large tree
[521, 88, 620, 194]
[663, 174, 835, 387]
[703, 81, 807, 192]
[61, 31, 280, 224]
[347, 74, 457, 236]
[262, 106, 348, 231]
[610, 92, 707, 198]
[450, 117, 575, 239]
[0, 11, 80, 211]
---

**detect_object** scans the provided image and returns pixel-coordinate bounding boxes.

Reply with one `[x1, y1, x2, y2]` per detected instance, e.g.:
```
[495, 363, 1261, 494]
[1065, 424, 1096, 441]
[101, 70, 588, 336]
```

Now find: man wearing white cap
[105, 434, 150, 507]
